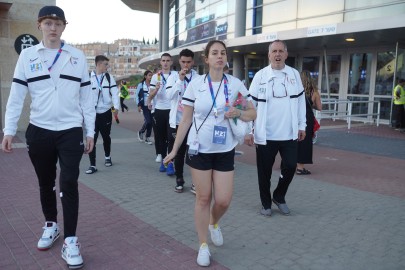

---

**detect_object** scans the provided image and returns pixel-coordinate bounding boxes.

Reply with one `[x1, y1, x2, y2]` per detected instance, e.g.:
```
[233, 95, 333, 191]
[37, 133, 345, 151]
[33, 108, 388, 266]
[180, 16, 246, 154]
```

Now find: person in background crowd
[147, 53, 177, 172]
[296, 70, 322, 175]
[245, 39, 306, 217]
[393, 78, 405, 131]
[85, 55, 120, 174]
[1, 5, 95, 269]
[166, 48, 200, 192]
[150, 68, 161, 162]
[119, 80, 129, 112]
[330, 77, 339, 93]
[164, 40, 256, 267]
[137, 70, 154, 145]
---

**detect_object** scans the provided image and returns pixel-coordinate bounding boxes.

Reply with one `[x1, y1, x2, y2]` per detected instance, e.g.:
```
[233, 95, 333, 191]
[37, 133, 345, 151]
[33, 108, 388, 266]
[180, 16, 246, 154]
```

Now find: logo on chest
[30, 62, 43, 72]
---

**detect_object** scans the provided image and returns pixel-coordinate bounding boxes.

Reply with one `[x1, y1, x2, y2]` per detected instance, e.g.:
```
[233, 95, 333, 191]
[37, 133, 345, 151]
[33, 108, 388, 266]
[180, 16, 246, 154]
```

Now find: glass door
[390, 43, 405, 125]
[347, 52, 373, 118]
[321, 55, 342, 99]
[245, 55, 267, 88]
[374, 50, 397, 121]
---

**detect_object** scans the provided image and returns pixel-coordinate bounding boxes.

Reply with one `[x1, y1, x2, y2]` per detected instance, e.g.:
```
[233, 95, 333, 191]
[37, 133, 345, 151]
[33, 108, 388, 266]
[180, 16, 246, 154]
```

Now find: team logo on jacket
[70, 57, 78, 65]
[30, 63, 43, 72]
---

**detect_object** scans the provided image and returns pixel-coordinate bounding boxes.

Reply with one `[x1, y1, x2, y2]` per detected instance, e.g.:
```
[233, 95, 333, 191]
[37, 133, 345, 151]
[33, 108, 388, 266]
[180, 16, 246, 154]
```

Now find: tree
[154, 37, 158, 44]
[142, 37, 145, 44]
[147, 39, 150, 45]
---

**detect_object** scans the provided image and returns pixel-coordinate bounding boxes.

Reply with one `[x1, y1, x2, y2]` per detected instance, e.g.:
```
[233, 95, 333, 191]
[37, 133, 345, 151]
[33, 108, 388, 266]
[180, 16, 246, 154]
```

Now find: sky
[56, 0, 160, 44]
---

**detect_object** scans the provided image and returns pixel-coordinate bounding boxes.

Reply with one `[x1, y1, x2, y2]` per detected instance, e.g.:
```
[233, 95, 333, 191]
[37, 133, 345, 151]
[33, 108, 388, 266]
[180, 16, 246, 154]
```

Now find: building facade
[123, 0, 405, 125]
[0, 0, 55, 131]
[75, 39, 159, 80]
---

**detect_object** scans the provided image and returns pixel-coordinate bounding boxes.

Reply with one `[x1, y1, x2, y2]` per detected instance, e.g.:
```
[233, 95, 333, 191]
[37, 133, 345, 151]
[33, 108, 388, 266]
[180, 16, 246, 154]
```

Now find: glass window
[227, 0, 235, 14]
[253, 0, 263, 35]
[396, 48, 405, 83]
[321, 55, 341, 94]
[348, 53, 372, 95]
[373, 97, 391, 120]
[302, 56, 320, 86]
[195, 0, 210, 14]
[375, 51, 395, 96]
[349, 96, 369, 116]
[211, 1, 227, 18]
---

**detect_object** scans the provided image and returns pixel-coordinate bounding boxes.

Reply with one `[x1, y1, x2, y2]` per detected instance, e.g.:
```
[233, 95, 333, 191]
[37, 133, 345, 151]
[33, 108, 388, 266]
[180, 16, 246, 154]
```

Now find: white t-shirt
[182, 74, 250, 153]
[150, 71, 178, 110]
[266, 69, 293, 140]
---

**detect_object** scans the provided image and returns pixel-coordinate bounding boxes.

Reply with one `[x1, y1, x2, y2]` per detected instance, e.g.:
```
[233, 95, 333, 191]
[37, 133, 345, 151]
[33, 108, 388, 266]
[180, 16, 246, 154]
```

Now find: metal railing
[315, 99, 381, 129]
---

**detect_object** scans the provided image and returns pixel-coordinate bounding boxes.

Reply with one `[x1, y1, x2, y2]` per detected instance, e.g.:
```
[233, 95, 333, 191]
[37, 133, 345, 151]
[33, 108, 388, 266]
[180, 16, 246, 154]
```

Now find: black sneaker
[174, 178, 185, 193]
[190, 184, 196, 195]
[105, 157, 112, 167]
[85, 166, 97, 174]
[138, 131, 144, 142]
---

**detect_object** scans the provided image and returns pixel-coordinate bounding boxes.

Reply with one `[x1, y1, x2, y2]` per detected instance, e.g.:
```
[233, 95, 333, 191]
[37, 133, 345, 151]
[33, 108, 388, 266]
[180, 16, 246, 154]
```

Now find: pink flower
[232, 92, 248, 124]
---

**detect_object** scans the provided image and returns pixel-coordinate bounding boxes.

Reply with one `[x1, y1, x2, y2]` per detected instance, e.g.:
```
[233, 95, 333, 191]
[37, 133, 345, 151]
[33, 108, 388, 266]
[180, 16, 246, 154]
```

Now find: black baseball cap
[38, 6, 67, 23]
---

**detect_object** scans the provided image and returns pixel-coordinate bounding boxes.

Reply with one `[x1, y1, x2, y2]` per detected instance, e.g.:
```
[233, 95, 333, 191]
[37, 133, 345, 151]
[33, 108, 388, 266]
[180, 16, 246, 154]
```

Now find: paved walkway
[1, 110, 404, 270]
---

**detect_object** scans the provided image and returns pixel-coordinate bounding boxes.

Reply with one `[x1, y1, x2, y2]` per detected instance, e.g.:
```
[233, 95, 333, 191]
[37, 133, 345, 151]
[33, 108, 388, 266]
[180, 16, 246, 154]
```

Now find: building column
[232, 54, 244, 80]
[159, 0, 163, 52]
[162, 0, 169, 52]
[235, 0, 246, 38]
[234, 0, 246, 81]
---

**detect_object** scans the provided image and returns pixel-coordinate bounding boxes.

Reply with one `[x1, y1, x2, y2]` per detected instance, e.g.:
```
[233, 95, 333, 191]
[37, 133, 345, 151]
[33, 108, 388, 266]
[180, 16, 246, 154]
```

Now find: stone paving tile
[1, 111, 405, 270]
[0, 148, 228, 270]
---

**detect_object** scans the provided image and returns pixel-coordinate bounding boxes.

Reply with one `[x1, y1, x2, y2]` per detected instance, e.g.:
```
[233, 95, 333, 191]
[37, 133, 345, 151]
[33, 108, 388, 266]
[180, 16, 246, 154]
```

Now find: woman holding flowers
[164, 40, 256, 267]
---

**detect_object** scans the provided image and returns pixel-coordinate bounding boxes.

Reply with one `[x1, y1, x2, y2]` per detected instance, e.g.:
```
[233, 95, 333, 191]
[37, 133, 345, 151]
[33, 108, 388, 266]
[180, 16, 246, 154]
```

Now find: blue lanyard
[160, 71, 171, 85]
[48, 43, 64, 72]
[183, 72, 192, 93]
[94, 73, 104, 91]
[207, 74, 228, 117]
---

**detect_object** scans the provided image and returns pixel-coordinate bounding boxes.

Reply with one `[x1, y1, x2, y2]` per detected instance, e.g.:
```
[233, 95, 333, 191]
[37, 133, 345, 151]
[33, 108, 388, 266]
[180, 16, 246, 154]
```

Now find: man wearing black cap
[2, 5, 94, 269]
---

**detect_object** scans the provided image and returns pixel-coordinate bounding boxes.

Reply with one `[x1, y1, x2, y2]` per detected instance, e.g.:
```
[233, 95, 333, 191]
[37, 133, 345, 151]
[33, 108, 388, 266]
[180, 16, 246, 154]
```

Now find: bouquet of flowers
[232, 92, 248, 124]
[228, 92, 250, 144]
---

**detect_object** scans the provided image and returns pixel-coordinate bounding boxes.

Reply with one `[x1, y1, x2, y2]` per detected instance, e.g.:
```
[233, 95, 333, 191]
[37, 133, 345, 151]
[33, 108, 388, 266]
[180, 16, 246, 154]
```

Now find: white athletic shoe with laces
[209, 224, 223, 246]
[155, 154, 162, 163]
[61, 236, 84, 269]
[37, 221, 60, 251]
[196, 243, 211, 267]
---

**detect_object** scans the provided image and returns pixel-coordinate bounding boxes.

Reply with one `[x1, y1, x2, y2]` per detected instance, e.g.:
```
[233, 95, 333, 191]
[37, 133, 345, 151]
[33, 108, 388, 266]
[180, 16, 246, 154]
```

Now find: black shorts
[186, 147, 235, 171]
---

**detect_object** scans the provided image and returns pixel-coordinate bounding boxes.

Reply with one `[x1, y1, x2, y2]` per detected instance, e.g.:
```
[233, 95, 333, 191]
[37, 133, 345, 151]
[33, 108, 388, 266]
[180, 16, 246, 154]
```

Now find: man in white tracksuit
[2, 6, 94, 269]
[246, 39, 306, 217]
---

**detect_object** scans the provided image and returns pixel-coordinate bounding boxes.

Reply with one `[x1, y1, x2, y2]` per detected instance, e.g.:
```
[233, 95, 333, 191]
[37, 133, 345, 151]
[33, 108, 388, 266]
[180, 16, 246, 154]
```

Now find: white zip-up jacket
[3, 42, 95, 138]
[166, 69, 200, 128]
[249, 65, 306, 145]
[90, 71, 120, 114]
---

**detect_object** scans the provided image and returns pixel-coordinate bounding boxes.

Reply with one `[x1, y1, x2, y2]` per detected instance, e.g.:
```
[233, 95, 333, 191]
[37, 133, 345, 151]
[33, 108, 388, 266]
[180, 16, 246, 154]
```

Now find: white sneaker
[37, 222, 60, 250]
[155, 154, 162, 163]
[196, 243, 211, 267]
[209, 224, 223, 246]
[61, 236, 84, 269]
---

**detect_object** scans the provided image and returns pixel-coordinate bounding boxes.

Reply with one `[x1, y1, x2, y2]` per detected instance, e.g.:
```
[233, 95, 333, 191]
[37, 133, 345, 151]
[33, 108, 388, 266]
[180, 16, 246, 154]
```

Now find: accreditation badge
[213, 125, 227, 145]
